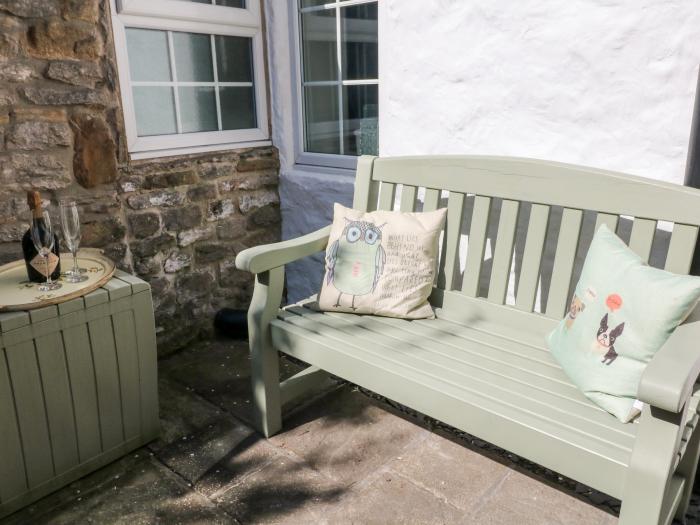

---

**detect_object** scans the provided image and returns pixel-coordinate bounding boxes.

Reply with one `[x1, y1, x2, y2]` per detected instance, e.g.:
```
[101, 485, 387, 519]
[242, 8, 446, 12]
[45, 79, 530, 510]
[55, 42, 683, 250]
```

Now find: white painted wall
[266, 0, 700, 302]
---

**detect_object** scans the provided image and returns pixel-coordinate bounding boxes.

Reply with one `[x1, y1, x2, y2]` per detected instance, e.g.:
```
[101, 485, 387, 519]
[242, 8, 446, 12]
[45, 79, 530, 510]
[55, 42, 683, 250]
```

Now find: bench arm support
[638, 320, 700, 413]
[235, 225, 331, 274]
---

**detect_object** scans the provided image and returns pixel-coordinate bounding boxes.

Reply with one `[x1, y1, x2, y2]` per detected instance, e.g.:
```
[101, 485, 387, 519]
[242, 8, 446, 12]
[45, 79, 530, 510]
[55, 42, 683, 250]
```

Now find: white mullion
[132, 81, 253, 87]
[167, 30, 183, 133]
[210, 34, 223, 131]
[302, 79, 377, 87]
[300, 0, 374, 14]
[335, 1, 344, 155]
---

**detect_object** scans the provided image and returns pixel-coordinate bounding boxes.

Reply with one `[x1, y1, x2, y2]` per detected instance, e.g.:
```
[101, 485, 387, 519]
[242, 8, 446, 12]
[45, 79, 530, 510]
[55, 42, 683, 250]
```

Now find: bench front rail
[235, 155, 700, 525]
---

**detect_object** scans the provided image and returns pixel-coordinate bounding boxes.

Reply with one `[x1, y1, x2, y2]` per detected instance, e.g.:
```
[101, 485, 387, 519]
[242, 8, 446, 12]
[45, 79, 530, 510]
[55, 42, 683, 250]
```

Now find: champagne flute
[59, 200, 88, 283]
[30, 209, 62, 292]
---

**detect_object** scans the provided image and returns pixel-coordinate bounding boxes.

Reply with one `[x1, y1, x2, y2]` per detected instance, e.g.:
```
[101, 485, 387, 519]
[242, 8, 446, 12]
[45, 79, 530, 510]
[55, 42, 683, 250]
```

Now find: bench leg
[248, 267, 285, 438]
[619, 405, 684, 525]
[675, 418, 700, 521]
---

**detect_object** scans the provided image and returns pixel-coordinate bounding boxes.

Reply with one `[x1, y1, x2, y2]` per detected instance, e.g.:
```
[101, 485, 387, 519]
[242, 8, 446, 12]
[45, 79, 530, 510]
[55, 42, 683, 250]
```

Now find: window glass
[299, 0, 378, 157]
[133, 87, 177, 136]
[215, 35, 253, 82]
[179, 86, 218, 132]
[126, 28, 171, 82]
[341, 3, 378, 80]
[304, 86, 340, 154]
[300, 9, 337, 82]
[220, 86, 256, 129]
[173, 32, 214, 82]
[124, 29, 256, 138]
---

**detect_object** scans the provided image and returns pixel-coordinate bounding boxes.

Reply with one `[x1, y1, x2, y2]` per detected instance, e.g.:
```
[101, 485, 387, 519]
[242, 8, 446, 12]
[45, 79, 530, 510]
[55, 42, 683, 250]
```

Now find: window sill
[129, 139, 273, 160]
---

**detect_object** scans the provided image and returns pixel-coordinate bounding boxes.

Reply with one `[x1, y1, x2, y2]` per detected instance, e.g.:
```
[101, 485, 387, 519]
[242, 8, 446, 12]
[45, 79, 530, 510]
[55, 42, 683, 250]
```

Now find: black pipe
[214, 308, 248, 340]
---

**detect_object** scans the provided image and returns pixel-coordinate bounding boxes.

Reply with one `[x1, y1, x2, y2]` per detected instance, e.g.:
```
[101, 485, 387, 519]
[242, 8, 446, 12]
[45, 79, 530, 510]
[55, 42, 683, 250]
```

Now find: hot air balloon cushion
[547, 224, 700, 422]
[317, 202, 447, 319]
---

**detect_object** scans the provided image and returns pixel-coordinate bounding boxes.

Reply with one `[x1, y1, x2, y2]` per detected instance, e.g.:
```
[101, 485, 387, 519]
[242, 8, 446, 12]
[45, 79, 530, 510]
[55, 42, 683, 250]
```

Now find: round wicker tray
[0, 249, 116, 312]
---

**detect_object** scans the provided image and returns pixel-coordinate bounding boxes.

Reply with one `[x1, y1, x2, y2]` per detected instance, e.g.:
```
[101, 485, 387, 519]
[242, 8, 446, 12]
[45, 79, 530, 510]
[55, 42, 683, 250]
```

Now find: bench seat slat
[301, 307, 636, 437]
[422, 188, 441, 212]
[272, 308, 631, 498]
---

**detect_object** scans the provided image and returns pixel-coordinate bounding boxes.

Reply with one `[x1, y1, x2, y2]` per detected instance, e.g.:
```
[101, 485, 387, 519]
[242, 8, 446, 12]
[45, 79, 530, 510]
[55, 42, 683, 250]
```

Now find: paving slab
[323, 469, 466, 525]
[270, 386, 428, 485]
[386, 431, 510, 512]
[6, 457, 233, 525]
[465, 468, 616, 525]
[214, 453, 345, 524]
[160, 339, 303, 425]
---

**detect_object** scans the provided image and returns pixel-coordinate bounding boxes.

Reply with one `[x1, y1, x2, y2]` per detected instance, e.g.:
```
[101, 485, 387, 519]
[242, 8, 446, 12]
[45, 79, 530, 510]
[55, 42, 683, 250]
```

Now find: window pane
[300, 9, 337, 82]
[304, 86, 340, 154]
[216, 0, 245, 7]
[125, 28, 171, 82]
[176, 0, 212, 3]
[301, 0, 327, 7]
[133, 87, 177, 136]
[172, 32, 214, 82]
[341, 2, 378, 80]
[178, 86, 218, 133]
[343, 84, 378, 155]
[220, 87, 256, 130]
[215, 35, 253, 83]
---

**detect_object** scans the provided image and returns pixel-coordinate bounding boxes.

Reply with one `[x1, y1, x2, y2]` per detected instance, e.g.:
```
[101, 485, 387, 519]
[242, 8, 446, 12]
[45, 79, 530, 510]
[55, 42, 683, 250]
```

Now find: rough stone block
[70, 112, 118, 188]
[206, 198, 235, 221]
[145, 170, 199, 189]
[0, 221, 27, 242]
[62, 0, 100, 23]
[7, 120, 72, 150]
[236, 148, 279, 172]
[164, 251, 192, 273]
[27, 18, 102, 60]
[12, 106, 66, 122]
[5, 152, 72, 190]
[163, 204, 203, 231]
[176, 271, 213, 302]
[246, 203, 280, 228]
[131, 232, 176, 258]
[0, 0, 59, 17]
[20, 85, 105, 106]
[178, 226, 213, 247]
[0, 61, 37, 82]
[215, 216, 247, 240]
[128, 212, 160, 239]
[46, 59, 102, 87]
[127, 190, 185, 210]
[238, 190, 279, 214]
[81, 216, 126, 247]
[187, 183, 218, 201]
[194, 242, 234, 264]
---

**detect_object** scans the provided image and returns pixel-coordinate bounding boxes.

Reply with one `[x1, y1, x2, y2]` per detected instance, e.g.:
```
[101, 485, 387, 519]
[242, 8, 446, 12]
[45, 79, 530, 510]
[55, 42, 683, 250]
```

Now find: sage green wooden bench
[235, 155, 700, 525]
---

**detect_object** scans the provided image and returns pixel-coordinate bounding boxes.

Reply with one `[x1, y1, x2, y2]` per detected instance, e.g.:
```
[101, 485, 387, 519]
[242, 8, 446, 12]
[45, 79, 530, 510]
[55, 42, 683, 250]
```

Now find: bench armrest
[638, 320, 700, 413]
[235, 225, 331, 274]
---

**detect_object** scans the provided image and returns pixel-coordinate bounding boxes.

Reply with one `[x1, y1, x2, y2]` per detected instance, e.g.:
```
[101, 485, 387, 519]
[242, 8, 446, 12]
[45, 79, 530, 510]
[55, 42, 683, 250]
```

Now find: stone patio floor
[3, 337, 700, 525]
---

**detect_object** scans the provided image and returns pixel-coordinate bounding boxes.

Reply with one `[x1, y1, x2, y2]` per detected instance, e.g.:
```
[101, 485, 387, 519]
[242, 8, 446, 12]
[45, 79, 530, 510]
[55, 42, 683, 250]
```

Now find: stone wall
[0, 0, 281, 354]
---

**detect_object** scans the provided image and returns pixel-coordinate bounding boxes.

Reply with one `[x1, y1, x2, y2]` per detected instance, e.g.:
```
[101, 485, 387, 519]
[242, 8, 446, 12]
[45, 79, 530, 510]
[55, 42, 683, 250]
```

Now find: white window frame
[291, 0, 378, 172]
[110, 0, 270, 160]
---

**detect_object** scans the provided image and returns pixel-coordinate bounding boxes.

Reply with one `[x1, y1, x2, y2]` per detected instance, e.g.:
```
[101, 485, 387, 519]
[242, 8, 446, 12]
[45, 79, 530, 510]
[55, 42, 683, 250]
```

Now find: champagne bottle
[22, 191, 61, 283]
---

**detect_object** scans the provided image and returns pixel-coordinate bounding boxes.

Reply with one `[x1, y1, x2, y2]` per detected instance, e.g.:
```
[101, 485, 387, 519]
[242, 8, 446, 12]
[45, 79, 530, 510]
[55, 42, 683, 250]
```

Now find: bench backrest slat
[437, 192, 466, 290]
[514, 203, 550, 312]
[628, 218, 657, 263]
[545, 208, 584, 318]
[665, 225, 700, 274]
[352, 155, 700, 319]
[488, 199, 520, 304]
[462, 195, 492, 297]
[399, 185, 418, 212]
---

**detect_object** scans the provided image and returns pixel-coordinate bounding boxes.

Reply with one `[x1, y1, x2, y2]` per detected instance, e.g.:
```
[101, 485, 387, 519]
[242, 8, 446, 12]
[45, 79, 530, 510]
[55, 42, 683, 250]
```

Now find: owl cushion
[317, 203, 447, 319]
[547, 225, 700, 422]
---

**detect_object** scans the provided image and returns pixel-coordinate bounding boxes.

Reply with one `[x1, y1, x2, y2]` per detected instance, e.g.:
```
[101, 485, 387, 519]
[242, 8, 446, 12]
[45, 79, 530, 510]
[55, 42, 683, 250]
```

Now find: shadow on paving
[3, 336, 700, 524]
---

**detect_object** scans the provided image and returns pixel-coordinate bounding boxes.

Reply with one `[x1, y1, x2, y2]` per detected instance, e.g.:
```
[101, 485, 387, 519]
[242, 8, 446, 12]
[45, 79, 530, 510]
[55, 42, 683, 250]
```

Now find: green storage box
[0, 270, 159, 518]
